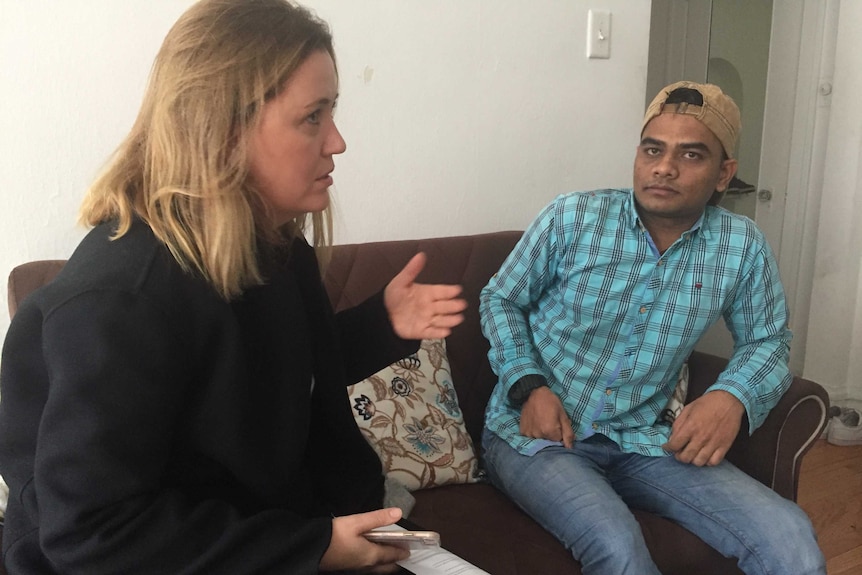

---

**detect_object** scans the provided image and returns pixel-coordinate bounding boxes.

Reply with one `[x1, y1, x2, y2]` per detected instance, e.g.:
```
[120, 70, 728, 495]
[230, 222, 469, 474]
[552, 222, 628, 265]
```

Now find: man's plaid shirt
[481, 189, 792, 456]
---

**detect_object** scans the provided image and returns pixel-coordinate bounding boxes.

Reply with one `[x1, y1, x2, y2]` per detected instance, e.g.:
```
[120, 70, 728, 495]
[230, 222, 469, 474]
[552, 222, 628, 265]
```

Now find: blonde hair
[80, 0, 335, 300]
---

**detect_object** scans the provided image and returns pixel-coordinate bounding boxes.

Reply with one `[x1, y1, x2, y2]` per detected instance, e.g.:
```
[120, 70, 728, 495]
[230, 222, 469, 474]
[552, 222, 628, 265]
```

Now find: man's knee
[743, 501, 825, 574]
[568, 514, 659, 574]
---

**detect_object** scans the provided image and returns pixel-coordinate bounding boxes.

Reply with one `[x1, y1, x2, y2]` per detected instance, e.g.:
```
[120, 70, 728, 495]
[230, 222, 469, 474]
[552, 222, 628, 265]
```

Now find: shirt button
[592, 423, 598, 430]
[657, 260, 664, 267]
[639, 306, 647, 313]
[606, 388, 613, 395]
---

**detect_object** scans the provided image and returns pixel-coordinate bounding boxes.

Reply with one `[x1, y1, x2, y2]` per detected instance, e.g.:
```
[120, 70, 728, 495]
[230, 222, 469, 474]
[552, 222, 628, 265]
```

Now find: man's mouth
[645, 184, 677, 194]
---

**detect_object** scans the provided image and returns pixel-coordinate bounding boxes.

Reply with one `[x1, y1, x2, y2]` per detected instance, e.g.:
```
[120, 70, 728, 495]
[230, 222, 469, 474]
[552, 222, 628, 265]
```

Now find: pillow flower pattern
[348, 339, 479, 491]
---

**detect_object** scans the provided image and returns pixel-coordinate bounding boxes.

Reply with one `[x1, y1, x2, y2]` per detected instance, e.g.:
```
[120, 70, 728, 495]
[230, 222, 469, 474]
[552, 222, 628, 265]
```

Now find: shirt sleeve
[479, 198, 564, 394]
[709, 238, 793, 433]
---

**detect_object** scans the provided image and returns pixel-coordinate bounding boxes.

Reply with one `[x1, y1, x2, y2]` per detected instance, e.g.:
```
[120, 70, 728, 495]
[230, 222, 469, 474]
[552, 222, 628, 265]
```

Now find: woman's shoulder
[36, 219, 221, 320]
[61, 220, 178, 292]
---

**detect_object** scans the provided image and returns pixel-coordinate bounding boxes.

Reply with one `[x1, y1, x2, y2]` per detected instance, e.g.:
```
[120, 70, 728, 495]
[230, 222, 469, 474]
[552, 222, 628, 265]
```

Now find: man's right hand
[519, 386, 575, 448]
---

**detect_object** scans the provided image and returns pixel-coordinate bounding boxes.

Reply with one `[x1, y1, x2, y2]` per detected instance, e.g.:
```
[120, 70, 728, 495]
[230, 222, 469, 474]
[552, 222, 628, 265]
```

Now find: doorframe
[646, 0, 837, 374]
[761, 0, 838, 374]
[645, 0, 712, 105]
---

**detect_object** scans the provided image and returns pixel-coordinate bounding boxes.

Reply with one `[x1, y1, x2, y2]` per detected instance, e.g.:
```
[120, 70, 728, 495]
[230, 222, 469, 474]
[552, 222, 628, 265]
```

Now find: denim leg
[482, 429, 662, 575]
[609, 452, 826, 575]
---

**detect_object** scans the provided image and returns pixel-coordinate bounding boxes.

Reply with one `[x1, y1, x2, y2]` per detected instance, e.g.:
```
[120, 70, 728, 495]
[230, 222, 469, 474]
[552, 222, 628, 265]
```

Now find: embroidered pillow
[348, 339, 479, 491]
[661, 361, 689, 424]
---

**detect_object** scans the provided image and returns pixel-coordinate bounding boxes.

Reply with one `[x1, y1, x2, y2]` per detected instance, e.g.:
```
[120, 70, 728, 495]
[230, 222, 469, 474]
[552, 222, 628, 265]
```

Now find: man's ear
[716, 158, 738, 193]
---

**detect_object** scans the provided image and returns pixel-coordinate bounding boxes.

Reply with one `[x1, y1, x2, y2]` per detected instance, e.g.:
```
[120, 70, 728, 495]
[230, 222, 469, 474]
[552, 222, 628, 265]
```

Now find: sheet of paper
[398, 546, 491, 575]
[375, 524, 490, 575]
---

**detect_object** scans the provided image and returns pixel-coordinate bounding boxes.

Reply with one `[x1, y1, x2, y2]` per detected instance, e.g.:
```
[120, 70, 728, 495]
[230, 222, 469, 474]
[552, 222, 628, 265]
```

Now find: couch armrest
[7, 259, 66, 319]
[685, 351, 829, 501]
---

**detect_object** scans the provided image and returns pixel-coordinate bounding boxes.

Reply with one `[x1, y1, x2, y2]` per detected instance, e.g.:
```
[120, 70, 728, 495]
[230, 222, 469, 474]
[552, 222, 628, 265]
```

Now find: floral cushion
[660, 362, 689, 424]
[348, 339, 479, 491]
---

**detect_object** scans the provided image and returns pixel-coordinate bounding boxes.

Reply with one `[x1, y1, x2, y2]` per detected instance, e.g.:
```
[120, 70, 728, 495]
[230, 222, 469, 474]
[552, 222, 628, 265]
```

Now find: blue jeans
[482, 429, 825, 575]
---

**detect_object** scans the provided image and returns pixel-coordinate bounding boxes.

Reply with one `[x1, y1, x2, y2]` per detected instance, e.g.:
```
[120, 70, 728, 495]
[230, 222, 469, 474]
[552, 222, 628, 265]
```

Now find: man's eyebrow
[678, 142, 711, 153]
[639, 137, 664, 147]
[639, 137, 712, 154]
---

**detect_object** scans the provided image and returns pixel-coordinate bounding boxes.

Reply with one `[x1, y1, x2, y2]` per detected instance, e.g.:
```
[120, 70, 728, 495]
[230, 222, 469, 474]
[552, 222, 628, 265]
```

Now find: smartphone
[363, 529, 441, 550]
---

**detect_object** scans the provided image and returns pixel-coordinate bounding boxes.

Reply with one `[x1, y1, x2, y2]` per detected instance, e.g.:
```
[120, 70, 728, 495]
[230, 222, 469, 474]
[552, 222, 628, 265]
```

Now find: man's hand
[519, 386, 575, 448]
[383, 253, 467, 340]
[320, 508, 410, 573]
[663, 390, 745, 466]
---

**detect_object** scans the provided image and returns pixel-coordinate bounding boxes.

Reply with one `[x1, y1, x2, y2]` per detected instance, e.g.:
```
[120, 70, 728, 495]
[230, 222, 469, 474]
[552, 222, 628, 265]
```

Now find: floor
[797, 439, 862, 575]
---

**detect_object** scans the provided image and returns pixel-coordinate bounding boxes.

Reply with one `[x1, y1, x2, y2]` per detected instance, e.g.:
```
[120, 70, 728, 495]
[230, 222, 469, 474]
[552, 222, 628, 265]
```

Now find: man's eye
[644, 147, 661, 156]
[307, 110, 321, 124]
[683, 151, 702, 160]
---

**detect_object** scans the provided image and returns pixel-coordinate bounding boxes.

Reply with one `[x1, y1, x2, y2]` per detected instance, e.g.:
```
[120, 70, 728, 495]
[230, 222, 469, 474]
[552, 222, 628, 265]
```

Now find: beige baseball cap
[642, 81, 741, 159]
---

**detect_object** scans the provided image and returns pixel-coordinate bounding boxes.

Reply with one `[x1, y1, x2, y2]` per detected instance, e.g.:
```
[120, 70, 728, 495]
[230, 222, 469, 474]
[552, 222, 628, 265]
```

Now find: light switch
[587, 10, 611, 59]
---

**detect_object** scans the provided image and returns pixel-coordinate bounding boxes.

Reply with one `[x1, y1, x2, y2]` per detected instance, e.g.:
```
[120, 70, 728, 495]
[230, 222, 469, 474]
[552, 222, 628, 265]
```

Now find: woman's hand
[384, 253, 467, 340]
[319, 508, 410, 573]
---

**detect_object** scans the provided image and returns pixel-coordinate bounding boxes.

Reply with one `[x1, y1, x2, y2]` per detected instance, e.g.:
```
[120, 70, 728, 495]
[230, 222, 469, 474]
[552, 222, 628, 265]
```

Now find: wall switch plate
[587, 9, 611, 59]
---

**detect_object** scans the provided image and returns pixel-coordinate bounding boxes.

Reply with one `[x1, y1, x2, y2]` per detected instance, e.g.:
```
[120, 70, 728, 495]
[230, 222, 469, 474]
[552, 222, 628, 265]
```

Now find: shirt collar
[625, 188, 711, 239]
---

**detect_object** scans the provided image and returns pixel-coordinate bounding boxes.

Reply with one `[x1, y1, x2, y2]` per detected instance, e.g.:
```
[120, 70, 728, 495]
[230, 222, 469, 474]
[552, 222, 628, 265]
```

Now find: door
[647, 0, 775, 239]
[646, 0, 833, 367]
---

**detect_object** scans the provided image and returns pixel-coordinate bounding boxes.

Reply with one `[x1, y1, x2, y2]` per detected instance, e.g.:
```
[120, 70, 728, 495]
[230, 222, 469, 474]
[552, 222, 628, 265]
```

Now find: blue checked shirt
[481, 189, 792, 456]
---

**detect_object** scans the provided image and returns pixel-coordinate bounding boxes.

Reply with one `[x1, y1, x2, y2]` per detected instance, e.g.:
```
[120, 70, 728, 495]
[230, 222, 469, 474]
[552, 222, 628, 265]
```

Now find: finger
[421, 283, 464, 302]
[563, 422, 575, 449]
[393, 253, 427, 287]
[555, 408, 574, 449]
[369, 559, 410, 574]
[662, 432, 685, 454]
[368, 545, 410, 568]
[689, 442, 720, 467]
[663, 427, 691, 459]
[707, 447, 728, 467]
[663, 411, 691, 453]
[429, 296, 468, 315]
[350, 508, 402, 533]
[428, 312, 464, 329]
[674, 433, 710, 464]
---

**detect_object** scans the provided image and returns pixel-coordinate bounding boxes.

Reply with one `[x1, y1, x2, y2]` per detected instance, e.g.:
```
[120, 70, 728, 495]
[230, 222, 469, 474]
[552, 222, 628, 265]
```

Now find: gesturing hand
[519, 386, 575, 449]
[319, 508, 410, 573]
[663, 390, 745, 466]
[383, 252, 468, 340]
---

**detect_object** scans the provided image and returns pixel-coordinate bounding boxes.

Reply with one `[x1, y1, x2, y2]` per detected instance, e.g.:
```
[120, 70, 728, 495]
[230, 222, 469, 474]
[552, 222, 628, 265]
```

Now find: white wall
[0, 0, 652, 341]
[803, 0, 862, 407]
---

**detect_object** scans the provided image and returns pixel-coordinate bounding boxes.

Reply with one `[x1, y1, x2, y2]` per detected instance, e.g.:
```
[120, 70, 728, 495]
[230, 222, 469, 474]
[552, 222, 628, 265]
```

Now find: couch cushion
[409, 483, 741, 575]
[348, 339, 479, 490]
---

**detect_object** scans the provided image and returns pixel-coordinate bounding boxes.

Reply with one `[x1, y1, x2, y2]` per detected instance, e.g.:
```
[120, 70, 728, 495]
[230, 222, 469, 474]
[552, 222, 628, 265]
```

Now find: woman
[0, 1, 466, 573]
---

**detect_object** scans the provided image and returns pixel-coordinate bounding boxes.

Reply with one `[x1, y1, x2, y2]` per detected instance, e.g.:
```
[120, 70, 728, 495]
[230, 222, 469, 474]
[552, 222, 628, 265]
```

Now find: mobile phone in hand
[363, 530, 441, 550]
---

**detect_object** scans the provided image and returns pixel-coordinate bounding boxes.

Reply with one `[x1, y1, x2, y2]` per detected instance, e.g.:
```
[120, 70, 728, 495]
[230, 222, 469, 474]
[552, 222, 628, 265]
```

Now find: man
[479, 81, 825, 575]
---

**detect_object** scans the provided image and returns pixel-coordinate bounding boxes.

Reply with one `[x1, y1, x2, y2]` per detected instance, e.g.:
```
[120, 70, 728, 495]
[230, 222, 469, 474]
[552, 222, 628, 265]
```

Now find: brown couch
[5, 230, 830, 574]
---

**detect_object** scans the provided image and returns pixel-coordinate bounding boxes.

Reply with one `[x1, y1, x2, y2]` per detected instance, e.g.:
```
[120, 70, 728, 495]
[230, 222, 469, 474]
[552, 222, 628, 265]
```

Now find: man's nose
[653, 155, 678, 177]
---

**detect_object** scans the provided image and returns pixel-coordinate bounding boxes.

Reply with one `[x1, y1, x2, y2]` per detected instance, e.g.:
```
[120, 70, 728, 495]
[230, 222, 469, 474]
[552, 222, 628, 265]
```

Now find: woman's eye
[307, 110, 321, 124]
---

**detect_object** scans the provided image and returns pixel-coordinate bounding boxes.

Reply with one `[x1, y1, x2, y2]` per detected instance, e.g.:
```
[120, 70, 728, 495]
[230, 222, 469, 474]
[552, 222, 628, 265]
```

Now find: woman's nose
[326, 121, 347, 156]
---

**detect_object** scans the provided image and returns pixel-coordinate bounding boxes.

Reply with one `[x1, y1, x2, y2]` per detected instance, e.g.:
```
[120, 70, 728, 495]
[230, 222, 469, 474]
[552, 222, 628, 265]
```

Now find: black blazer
[0, 220, 417, 574]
